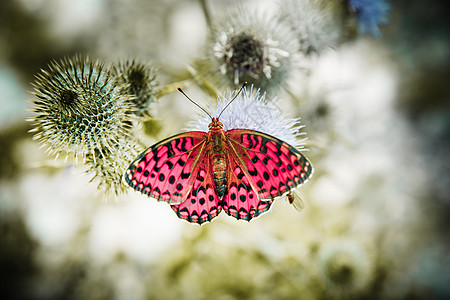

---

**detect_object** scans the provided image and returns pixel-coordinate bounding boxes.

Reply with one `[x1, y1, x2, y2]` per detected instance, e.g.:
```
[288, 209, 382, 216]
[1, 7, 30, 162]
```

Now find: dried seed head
[223, 32, 264, 78]
[111, 59, 159, 119]
[29, 55, 132, 161]
[278, 0, 347, 55]
[208, 9, 298, 92]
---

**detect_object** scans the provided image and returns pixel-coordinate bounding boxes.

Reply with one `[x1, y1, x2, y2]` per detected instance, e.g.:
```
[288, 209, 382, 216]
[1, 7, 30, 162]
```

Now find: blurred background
[1, 0, 449, 299]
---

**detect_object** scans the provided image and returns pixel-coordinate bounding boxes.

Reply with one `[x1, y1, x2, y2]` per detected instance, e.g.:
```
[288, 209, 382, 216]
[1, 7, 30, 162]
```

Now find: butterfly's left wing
[124, 131, 208, 203]
[124, 131, 223, 225]
[223, 129, 313, 221]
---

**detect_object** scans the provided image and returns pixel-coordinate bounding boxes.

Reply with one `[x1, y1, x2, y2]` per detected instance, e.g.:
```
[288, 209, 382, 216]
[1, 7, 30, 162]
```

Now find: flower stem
[199, 0, 212, 29]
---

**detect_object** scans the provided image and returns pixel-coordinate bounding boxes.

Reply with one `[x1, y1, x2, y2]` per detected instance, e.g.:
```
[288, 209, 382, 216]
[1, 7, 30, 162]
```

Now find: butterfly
[123, 83, 313, 224]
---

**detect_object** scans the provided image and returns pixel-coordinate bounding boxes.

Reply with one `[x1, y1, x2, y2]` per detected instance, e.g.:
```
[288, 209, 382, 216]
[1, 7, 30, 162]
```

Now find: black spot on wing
[248, 169, 258, 176]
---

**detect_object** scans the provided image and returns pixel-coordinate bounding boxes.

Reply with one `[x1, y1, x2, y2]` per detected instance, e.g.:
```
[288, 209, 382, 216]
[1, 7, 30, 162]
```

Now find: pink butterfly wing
[170, 160, 222, 224]
[222, 162, 271, 221]
[222, 129, 313, 221]
[124, 131, 222, 225]
[125, 132, 206, 203]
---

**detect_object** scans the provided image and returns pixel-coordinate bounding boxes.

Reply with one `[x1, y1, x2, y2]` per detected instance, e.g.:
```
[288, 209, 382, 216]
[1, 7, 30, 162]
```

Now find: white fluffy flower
[184, 85, 307, 150]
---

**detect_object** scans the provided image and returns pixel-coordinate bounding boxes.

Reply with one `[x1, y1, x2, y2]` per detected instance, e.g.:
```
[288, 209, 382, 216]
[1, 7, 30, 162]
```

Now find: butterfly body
[212, 154, 227, 199]
[205, 118, 228, 199]
[124, 117, 313, 224]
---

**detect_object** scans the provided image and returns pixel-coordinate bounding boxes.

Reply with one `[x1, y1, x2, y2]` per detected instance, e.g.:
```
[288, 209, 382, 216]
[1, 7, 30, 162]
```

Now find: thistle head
[208, 9, 298, 92]
[111, 59, 159, 119]
[87, 138, 143, 196]
[29, 55, 132, 162]
[318, 239, 374, 298]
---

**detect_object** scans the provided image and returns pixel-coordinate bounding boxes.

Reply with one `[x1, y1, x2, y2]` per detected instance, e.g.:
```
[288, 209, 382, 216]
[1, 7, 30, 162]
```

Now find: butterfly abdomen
[212, 155, 227, 199]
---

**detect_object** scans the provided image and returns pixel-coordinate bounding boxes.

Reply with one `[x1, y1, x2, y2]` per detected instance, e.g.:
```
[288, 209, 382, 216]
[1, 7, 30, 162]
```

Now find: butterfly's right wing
[222, 129, 313, 221]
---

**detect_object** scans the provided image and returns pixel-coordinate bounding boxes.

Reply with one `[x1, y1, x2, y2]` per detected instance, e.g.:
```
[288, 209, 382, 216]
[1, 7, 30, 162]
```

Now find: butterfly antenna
[218, 82, 247, 119]
[177, 87, 213, 119]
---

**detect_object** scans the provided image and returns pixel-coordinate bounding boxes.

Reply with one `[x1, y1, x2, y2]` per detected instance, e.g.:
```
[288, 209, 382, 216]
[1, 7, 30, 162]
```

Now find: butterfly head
[178, 82, 247, 128]
[208, 117, 224, 130]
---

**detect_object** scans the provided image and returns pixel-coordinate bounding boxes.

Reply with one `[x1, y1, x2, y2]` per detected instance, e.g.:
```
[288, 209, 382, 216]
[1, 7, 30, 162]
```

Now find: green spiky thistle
[29, 55, 133, 162]
[111, 59, 159, 119]
[86, 137, 143, 195]
[29, 55, 148, 195]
